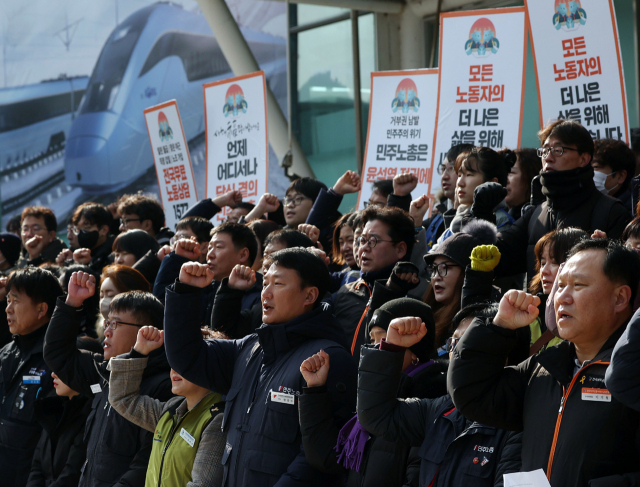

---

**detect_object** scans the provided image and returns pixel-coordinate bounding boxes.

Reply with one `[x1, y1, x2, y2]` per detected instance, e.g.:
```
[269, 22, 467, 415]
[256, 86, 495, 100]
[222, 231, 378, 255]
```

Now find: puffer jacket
[448, 318, 640, 487]
[164, 282, 357, 487]
[44, 298, 173, 487]
[356, 345, 519, 487]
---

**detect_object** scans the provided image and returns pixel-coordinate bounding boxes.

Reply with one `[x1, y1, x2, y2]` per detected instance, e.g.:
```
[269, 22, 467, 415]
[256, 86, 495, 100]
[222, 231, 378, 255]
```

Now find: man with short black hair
[168, 216, 214, 263]
[448, 238, 640, 486]
[592, 138, 636, 213]
[18, 206, 67, 268]
[44, 274, 172, 487]
[283, 177, 328, 229]
[117, 193, 174, 245]
[490, 120, 631, 280]
[227, 201, 255, 223]
[164, 248, 356, 487]
[0, 267, 63, 486]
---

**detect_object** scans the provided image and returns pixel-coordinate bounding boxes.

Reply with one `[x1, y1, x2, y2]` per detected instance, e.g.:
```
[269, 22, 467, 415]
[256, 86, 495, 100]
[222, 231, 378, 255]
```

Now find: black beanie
[0, 232, 22, 266]
[115, 229, 160, 261]
[367, 298, 435, 362]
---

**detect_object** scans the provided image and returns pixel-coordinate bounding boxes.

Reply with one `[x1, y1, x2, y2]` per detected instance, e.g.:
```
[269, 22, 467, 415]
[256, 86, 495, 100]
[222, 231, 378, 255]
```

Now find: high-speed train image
[64, 2, 286, 192]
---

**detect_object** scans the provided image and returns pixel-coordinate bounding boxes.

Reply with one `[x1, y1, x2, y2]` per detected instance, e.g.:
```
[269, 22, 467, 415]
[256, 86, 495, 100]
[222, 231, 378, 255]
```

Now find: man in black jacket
[44, 275, 172, 487]
[448, 238, 640, 486]
[164, 248, 356, 487]
[487, 120, 630, 280]
[17, 206, 67, 268]
[0, 267, 63, 487]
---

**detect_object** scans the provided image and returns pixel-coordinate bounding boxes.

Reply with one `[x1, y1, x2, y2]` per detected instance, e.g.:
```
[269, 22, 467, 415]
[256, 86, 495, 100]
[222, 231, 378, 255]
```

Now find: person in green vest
[108, 325, 226, 487]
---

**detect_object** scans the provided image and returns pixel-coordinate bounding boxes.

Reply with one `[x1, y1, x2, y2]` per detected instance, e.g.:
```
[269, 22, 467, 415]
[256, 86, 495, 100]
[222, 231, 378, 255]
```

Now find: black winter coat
[606, 308, 640, 412]
[356, 346, 519, 487]
[448, 319, 640, 487]
[44, 299, 173, 487]
[26, 394, 92, 487]
[305, 188, 343, 254]
[299, 360, 448, 487]
[164, 283, 357, 487]
[17, 237, 67, 268]
[494, 166, 631, 280]
[0, 325, 55, 487]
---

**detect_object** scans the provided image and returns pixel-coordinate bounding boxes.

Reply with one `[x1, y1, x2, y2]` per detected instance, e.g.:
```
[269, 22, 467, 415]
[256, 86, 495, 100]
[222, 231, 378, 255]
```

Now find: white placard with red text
[144, 100, 199, 230]
[431, 7, 527, 197]
[358, 69, 438, 209]
[526, 0, 629, 142]
[204, 71, 268, 223]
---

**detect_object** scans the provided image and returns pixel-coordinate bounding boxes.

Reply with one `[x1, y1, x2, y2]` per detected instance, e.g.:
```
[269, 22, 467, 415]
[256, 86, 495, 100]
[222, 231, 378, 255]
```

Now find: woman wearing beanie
[112, 229, 161, 284]
[298, 298, 445, 487]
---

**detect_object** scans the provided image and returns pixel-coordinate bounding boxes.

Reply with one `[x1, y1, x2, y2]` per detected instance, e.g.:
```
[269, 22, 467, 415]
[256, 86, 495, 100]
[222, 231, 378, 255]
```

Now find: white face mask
[100, 298, 112, 320]
[593, 171, 609, 194]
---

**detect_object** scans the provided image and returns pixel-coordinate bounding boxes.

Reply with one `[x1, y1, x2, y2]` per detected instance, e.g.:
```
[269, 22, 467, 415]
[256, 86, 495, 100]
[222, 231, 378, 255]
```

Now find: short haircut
[451, 303, 496, 331]
[112, 229, 160, 261]
[264, 228, 315, 250]
[568, 238, 640, 307]
[529, 227, 587, 294]
[361, 206, 416, 257]
[593, 138, 636, 191]
[372, 179, 394, 198]
[21, 206, 57, 232]
[456, 147, 509, 187]
[446, 143, 475, 164]
[72, 203, 112, 228]
[285, 177, 327, 202]
[176, 216, 214, 244]
[515, 148, 543, 198]
[100, 264, 150, 293]
[348, 211, 364, 231]
[211, 222, 258, 266]
[248, 220, 282, 251]
[7, 267, 63, 318]
[267, 248, 330, 307]
[236, 202, 256, 212]
[117, 193, 166, 234]
[6, 214, 21, 234]
[110, 291, 165, 329]
[537, 120, 594, 157]
[332, 213, 354, 265]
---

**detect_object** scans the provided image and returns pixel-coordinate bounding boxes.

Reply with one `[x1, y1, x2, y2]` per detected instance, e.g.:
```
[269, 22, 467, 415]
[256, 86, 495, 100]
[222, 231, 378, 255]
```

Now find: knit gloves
[470, 245, 501, 272]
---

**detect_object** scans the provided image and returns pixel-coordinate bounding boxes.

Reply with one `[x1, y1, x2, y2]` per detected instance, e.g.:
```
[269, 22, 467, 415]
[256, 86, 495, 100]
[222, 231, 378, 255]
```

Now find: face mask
[78, 230, 100, 249]
[100, 298, 112, 320]
[593, 171, 608, 194]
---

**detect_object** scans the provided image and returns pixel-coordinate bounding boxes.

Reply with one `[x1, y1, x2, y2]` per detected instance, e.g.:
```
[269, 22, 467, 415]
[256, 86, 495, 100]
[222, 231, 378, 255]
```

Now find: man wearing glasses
[487, 120, 631, 281]
[44, 272, 172, 487]
[17, 206, 67, 268]
[117, 194, 174, 246]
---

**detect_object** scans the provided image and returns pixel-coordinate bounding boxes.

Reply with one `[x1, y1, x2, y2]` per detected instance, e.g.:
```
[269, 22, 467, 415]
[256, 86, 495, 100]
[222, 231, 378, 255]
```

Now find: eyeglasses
[22, 224, 43, 234]
[103, 318, 142, 330]
[355, 235, 395, 249]
[426, 262, 459, 278]
[436, 162, 456, 176]
[120, 217, 141, 227]
[283, 195, 310, 207]
[169, 235, 190, 246]
[536, 146, 579, 158]
[71, 226, 94, 235]
[445, 336, 461, 353]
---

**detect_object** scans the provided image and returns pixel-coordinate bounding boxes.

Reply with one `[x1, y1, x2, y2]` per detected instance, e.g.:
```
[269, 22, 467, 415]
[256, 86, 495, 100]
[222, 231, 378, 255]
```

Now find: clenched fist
[300, 349, 330, 387]
[133, 326, 165, 356]
[386, 317, 427, 348]
[228, 265, 257, 291]
[179, 262, 214, 288]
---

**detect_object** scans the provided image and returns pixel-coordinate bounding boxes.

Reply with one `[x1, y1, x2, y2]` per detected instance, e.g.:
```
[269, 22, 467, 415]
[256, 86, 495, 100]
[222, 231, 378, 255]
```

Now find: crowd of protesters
[3, 119, 640, 486]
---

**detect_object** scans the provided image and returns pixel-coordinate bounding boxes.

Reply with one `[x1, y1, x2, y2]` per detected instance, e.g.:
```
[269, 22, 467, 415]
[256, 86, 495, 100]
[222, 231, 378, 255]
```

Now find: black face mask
[78, 230, 100, 249]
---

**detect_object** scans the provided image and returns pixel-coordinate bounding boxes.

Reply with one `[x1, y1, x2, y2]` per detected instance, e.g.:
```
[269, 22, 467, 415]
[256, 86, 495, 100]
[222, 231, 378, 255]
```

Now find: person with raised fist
[448, 238, 640, 486]
[44, 271, 172, 487]
[355, 309, 518, 487]
[108, 326, 226, 487]
[17, 206, 67, 268]
[163, 247, 356, 487]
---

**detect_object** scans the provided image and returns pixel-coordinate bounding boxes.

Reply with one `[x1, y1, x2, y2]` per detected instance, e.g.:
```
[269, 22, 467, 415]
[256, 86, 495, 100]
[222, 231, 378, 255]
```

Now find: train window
[80, 6, 153, 114]
[139, 32, 233, 82]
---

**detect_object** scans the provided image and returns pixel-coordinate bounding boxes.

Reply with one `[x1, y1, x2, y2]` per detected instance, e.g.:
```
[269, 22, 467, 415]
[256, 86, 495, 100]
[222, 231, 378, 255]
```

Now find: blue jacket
[164, 284, 357, 487]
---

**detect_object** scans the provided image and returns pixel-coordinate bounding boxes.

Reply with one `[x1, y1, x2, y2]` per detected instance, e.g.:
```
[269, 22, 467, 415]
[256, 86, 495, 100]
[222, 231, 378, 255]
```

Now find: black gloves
[471, 182, 507, 223]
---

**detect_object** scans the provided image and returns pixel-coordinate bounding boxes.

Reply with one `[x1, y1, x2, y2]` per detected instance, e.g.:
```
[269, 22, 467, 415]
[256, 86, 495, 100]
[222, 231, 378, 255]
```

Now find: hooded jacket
[163, 283, 357, 487]
[44, 299, 173, 487]
[448, 319, 640, 487]
[26, 394, 92, 487]
[0, 325, 55, 487]
[494, 166, 631, 279]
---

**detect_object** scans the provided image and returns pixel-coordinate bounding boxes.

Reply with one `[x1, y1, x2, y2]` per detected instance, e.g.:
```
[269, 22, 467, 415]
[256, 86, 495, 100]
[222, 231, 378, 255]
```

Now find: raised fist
[133, 326, 165, 356]
[298, 224, 320, 244]
[493, 290, 540, 330]
[393, 173, 419, 197]
[300, 349, 330, 387]
[386, 317, 427, 348]
[175, 237, 201, 261]
[66, 271, 96, 308]
[179, 262, 214, 289]
[471, 182, 507, 222]
[333, 170, 362, 196]
[409, 195, 429, 226]
[228, 265, 257, 291]
[387, 261, 420, 293]
[470, 245, 501, 272]
[25, 235, 47, 259]
[306, 247, 331, 266]
[56, 249, 73, 265]
[73, 248, 92, 265]
[213, 190, 243, 209]
[157, 245, 172, 262]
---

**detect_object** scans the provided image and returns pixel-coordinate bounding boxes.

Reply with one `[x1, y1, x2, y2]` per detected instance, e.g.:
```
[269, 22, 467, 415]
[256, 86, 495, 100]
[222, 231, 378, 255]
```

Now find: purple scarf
[334, 360, 435, 472]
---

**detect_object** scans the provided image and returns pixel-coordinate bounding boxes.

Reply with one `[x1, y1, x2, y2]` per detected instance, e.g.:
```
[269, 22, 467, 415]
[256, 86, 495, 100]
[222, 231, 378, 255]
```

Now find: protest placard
[358, 69, 439, 208]
[144, 100, 199, 230]
[431, 7, 527, 197]
[526, 0, 629, 142]
[203, 71, 269, 223]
